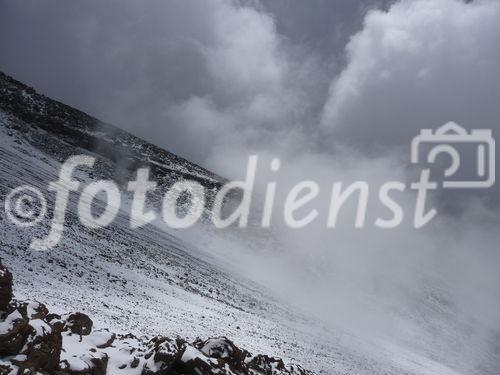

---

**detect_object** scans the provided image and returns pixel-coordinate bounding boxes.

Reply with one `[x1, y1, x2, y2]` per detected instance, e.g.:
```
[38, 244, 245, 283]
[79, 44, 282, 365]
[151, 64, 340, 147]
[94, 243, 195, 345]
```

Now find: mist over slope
[0, 72, 398, 374]
[1, 71, 499, 375]
[0, 71, 323, 372]
[2, 0, 500, 374]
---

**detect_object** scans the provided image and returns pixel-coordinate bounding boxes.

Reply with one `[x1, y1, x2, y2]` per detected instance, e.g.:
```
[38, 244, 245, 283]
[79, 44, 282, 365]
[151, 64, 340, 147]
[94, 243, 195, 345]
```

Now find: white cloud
[322, 0, 500, 151]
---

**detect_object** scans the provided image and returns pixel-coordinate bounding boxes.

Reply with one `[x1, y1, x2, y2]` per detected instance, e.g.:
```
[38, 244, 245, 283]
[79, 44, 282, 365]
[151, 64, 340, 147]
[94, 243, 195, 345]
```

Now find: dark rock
[130, 357, 140, 369]
[249, 355, 288, 374]
[195, 337, 250, 371]
[0, 309, 30, 356]
[64, 312, 93, 336]
[14, 324, 62, 374]
[90, 355, 108, 375]
[18, 301, 49, 320]
[0, 259, 13, 311]
[173, 345, 214, 375]
[0, 364, 13, 375]
[142, 336, 182, 374]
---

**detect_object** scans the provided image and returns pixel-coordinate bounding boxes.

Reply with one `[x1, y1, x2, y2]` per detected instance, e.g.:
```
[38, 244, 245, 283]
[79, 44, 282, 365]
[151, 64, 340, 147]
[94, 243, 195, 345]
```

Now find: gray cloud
[320, 0, 500, 207]
[1, 1, 500, 372]
[0, 0, 389, 165]
[322, 0, 500, 148]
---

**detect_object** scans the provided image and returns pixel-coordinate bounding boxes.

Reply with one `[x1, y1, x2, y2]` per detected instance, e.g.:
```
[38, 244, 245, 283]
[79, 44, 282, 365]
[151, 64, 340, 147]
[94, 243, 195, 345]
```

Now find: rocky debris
[12, 314, 62, 374]
[0, 308, 30, 356]
[0, 261, 314, 375]
[0, 260, 12, 311]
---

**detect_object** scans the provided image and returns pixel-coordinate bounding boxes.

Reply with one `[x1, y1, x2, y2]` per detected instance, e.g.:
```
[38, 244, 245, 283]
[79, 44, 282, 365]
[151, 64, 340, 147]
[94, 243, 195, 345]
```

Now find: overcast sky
[0, 0, 497, 159]
[0, 0, 393, 158]
[1, 2, 500, 370]
[1, 0, 498, 204]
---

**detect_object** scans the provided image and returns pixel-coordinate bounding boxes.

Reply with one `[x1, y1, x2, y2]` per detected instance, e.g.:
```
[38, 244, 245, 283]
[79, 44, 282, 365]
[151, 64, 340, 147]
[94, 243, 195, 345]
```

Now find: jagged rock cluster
[0, 260, 313, 375]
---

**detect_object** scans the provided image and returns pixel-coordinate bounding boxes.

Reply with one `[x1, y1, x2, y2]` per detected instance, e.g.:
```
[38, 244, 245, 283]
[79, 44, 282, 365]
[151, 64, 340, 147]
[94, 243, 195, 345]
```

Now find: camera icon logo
[411, 122, 495, 188]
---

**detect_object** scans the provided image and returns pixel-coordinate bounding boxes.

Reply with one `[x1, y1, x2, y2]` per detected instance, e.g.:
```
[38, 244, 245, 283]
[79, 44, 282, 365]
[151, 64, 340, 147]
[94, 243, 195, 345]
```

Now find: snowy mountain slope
[1, 260, 315, 375]
[0, 109, 322, 368]
[0, 72, 495, 374]
[0, 72, 223, 189]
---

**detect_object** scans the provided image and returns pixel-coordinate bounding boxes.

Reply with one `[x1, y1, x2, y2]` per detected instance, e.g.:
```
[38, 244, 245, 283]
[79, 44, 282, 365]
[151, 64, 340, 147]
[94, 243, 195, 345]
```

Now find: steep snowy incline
[0, 72, 486, 374]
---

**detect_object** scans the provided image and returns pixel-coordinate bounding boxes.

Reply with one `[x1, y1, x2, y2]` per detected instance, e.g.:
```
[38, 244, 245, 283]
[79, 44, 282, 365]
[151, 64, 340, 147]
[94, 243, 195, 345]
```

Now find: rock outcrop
[0, 260, 13, 311]
[0, 260, 313, 375]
